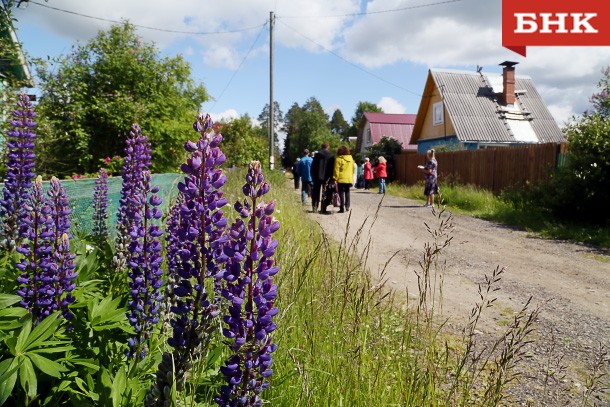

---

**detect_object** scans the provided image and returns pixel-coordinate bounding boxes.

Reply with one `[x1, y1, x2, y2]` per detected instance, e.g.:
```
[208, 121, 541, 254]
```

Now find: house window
[366, 129, 372, 144]
[433, 101, 444, 126]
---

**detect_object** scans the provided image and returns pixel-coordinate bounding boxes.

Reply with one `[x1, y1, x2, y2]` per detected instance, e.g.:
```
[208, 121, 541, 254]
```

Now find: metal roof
[426, 69, 565, 144]
[363, 113, 417, 150]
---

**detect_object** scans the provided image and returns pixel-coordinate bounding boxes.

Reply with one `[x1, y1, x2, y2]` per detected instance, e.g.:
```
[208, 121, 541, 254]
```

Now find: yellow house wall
[419, 88, 456, 141]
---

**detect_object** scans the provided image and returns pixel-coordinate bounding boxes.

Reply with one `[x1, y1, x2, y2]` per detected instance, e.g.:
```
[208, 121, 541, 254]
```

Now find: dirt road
[308, 188, 610, 406]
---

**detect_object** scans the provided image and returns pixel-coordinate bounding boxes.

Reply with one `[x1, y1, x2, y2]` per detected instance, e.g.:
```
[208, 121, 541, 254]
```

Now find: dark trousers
[312, 180, 324, 210]
[338, 183, 351, 210]
[294, 176, 300, 190]
[364, 179, 372, 190]
[320, 181, 333, 212]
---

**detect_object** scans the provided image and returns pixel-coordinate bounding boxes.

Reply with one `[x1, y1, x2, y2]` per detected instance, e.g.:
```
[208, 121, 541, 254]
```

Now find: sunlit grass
[387, 181, 610, 248]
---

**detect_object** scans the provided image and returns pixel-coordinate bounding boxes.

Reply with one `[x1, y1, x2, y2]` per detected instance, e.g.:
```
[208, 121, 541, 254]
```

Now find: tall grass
[388, 181, 610, 248]
[262, 172, 540, 406]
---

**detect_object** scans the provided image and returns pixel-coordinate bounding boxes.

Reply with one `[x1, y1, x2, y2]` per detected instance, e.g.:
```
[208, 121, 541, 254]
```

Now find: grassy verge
[388, 181, 610, 248]
[260, 171, 540, 406]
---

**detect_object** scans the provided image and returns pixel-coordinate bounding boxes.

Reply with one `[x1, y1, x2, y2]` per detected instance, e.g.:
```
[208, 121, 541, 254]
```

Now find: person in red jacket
[363, 158, 374, 190]
[375, 156, 388, 194]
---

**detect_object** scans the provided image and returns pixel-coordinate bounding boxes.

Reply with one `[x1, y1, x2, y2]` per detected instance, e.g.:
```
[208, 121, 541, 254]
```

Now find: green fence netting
[4, 173, 183, 237]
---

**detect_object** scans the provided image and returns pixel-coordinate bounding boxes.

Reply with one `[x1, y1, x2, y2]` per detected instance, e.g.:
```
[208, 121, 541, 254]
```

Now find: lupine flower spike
[125, 169, 164, 359]
[47, 177, 77, 323]
[215, 161, 280, 407]
[15, 176, 77, 324]
[146, 113, 228, 406]
[113, 124, 151, 273]
[92, 168, 109, 240]
[0, 93, 37, 250]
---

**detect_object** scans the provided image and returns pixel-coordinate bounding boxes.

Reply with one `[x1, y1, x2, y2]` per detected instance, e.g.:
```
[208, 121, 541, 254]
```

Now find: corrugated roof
[427, 69, 565, 144]
[363, 113, 417, 150]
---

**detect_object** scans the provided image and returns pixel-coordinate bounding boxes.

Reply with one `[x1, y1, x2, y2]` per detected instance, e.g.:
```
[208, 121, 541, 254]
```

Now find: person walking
[356, 161, 364, 189]
[376, 156, 388, 194]
[297, 149, 313, 206]
[311, 143, 335, 214]
[421, 149, 439, 207]
[333, 146, 355, 213]
[292, 157, 301, 190]
[363, 158, 374, 190]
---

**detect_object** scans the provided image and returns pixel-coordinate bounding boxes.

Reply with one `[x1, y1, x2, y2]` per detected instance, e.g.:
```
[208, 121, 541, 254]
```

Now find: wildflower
[92, 168, 109, 240]
[215, 161, 280, 407]
[0, 93, 37, 250]
[146, 113, 228, 405]
[125, 170, 164, 359]
[113, 124, 151, 273]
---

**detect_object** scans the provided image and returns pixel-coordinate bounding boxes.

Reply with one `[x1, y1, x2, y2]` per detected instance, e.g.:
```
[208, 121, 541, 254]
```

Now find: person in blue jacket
[297, 149, 313, 205]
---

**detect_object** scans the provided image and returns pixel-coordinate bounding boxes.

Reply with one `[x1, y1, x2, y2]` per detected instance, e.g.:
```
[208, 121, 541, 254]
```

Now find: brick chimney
[499, 61, 518, 106]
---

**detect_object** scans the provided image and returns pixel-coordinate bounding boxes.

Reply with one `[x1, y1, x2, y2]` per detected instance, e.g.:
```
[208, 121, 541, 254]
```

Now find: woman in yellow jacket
[333, 145, 355, 213]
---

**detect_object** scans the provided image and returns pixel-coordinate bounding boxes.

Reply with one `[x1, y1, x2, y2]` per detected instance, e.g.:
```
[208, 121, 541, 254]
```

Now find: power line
[207, 21, 268, 112]
[278, 20, 421, 97]
[26, 0, 265, 35]
[280, 0, 465, 19]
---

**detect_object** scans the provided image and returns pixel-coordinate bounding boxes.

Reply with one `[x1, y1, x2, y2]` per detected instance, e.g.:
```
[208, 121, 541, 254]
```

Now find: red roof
[363, 113, 417, 151]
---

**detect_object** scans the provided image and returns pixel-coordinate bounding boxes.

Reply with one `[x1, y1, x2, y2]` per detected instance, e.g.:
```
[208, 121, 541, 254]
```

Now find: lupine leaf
[111, 367, 127, 407]
[14, 314, 32, 355]
[28, 353, 68, 378]
[0, 294, 21, 309]
[20, 313, 62, 352]
[0, 358, 19, 406]
[19, 356, 37, 400]
[89, 297, 131, 332]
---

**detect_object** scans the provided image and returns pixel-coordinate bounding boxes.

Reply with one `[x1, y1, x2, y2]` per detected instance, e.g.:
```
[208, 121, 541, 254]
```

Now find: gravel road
[306, 188, 610, 406]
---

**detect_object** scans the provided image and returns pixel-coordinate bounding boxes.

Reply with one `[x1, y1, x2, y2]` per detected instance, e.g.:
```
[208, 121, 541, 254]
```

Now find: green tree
[34, 22, 208, 176]
[281, 97, 338, 167]
[544, 67, 610, 223]
[219, 115, 269, 168]
[329, 108, 349, 141]
[366, 136, 403, 181]
[348, 101, 383, 148]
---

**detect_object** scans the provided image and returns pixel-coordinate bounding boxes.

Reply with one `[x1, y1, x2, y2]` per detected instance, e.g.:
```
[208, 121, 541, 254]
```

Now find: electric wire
[27, 0, 265, 35]
[280, 0, 465, 19]
[206, 21, 268, 112]
[278, 19, 421, 97]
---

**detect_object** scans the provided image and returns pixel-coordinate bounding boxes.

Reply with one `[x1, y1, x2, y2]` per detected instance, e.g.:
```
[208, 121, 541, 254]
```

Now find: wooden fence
[394, 143, 566, 194]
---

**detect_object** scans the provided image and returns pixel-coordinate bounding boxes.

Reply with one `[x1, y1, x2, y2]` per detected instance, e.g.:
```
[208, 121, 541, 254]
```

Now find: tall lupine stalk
[125, 170, 165, 359]
[92, 168, 109, 240]
[15, 176, 77, 324]
[145, 113, 228, 406]
[215, 161, 280, 407]
[47, 177, 77, 322]
[113, 124, 151, 273]
[0, 93, 37, 251]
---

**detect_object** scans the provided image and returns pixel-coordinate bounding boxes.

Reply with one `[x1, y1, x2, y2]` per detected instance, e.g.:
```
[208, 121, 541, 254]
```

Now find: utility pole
[269, 11, 275, 170]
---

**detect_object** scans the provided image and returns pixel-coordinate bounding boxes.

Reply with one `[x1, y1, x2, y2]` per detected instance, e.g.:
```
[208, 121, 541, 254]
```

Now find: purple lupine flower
[16, 176, 57, 324]
[47, 177, 77, 322]
[113, 124, 151, 272]
[125, 171, 164, 359]
[146, 113, 228, 406]
[167, 113, 228, 355]
[0, 93, 37, 250]
[215, 161, 280, 407]
[92, 168, 109, 240]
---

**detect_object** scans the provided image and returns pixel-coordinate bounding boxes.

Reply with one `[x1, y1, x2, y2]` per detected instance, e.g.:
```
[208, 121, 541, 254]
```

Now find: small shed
[357, 112, 417, 154]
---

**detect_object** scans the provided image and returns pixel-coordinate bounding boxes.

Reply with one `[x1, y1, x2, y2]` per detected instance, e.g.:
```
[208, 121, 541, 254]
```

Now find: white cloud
[211, 109, 240, 123]
[378, 97, 405, 114]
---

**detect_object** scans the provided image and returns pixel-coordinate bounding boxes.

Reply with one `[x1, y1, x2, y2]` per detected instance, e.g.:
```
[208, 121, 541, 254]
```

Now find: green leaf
[88, 297, 131, 332]
[72, 359, 100, 372]
[111, 367, 127, 407]
[19, 357, 37, 400]
[20, 313, 62, 352]
[0, 294, 22, 309]
[0, 358, 18, 406]
[14, 314, 32, 355]
[28, 353, 68, 378]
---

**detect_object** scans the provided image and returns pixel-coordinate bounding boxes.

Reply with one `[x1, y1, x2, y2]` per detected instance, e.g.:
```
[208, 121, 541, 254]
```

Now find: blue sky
[10, 0, 610, 127]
